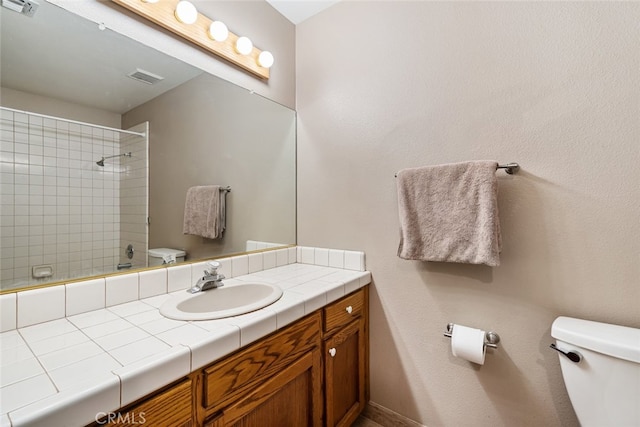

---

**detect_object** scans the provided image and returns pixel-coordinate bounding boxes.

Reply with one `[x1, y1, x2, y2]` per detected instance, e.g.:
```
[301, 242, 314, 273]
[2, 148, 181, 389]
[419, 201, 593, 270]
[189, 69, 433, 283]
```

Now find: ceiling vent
[127, 68, 164, 85]
[1, 0, 39, 17]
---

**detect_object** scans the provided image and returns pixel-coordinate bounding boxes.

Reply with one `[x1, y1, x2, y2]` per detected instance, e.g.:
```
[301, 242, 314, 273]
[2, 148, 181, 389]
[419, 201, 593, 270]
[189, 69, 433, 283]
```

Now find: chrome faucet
[189, 261, 225, 293]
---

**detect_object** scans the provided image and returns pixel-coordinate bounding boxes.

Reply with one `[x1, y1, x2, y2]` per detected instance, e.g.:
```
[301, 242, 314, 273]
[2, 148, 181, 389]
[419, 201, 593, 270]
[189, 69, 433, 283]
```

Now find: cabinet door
[324, 318, 366, 427]
[207, 350, 323, 427]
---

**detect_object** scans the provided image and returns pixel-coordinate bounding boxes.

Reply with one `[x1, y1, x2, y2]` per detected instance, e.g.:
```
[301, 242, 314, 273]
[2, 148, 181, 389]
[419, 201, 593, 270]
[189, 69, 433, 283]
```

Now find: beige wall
[296, 2, 639, 426]
[0, 87, 121, 128]
[122, 73, 296, 261]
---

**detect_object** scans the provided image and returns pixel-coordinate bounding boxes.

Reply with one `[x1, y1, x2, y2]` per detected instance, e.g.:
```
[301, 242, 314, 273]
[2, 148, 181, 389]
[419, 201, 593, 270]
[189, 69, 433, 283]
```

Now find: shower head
[96, 152, 131, 167]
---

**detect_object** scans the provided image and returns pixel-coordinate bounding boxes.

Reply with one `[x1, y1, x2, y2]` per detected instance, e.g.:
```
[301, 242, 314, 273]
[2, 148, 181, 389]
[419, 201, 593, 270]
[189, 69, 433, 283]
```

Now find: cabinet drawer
[203, 311, 321, 412]
[324, 289, 365, 334]
[97, 378, 192, 426]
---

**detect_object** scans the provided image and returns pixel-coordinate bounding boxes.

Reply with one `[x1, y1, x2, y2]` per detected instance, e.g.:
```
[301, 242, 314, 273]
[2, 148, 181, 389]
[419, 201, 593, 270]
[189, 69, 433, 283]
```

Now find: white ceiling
[266, 0, 340, 24]
[0, 1, 202, 114]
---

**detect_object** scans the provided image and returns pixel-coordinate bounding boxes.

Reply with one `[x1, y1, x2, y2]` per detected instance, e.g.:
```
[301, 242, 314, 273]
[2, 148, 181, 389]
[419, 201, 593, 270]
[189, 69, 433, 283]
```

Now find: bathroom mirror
[0, 1, 296, 291]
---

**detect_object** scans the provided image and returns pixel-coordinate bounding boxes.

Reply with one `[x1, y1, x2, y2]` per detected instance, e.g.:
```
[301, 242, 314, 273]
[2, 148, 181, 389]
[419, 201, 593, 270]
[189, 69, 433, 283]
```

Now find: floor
[352, 415, 384, 427]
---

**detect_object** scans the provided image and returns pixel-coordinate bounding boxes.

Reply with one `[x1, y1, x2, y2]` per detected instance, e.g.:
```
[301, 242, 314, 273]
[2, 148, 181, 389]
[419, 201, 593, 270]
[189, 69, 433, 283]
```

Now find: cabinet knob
[329, 348, 337, 357]
[345, 306, 353, 314]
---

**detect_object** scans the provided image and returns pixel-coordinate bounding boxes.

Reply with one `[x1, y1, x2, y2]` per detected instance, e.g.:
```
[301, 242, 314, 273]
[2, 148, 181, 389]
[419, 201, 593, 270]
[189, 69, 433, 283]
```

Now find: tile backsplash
[0, 246, 366, 333]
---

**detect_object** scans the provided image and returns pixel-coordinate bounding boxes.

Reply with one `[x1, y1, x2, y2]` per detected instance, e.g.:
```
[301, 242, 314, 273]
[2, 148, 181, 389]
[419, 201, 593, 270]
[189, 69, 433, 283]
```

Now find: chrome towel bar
[394, 162, 520, 177]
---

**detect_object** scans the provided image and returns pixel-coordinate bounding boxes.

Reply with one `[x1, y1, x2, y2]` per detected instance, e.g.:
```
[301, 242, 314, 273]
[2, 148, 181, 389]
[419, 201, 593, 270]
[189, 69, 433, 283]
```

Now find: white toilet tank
[551, 316, 640, 427]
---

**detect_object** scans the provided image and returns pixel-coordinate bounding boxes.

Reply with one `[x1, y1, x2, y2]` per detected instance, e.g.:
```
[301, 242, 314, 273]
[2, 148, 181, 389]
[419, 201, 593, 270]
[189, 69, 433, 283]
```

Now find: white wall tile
[328, 249, 345, 269]
[263, 251, 276, 270]
[167, 264, 191, 292]
[300, 246, 315, 264]
[231, 255, 249, 277]
[0, 293, 16, 332]
[66, 278, 105, 316]
[314, 248, 329, 266]
[248, 253, 263, 273]
[191, 261, 223, 284]
[275, 249, 288, 267]
[344, 250, 365, 271]
[214, 258, 231, 278]
[17, 286, 66, 328]
[138, 269, 167, 299]
[287, 247, 296, 264]
[105, 274, 139, 307]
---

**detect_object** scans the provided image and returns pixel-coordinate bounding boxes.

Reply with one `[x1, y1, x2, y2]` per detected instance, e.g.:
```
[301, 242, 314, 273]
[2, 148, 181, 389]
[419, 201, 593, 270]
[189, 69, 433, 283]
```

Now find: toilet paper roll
[451, 324, 486, 365]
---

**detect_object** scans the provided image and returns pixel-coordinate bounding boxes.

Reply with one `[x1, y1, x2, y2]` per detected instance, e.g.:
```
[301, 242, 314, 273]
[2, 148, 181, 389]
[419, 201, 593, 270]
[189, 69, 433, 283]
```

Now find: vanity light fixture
[258, 51, 274, 69]
[208, 21, 228, 42]
[112, 0, 272, 79]
[235, 36, 253, 55]
[174, 0, 197, 25]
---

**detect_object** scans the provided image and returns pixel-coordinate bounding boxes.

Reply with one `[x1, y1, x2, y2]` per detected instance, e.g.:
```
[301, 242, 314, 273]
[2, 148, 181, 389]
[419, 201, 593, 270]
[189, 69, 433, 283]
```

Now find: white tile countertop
[0, 247, 370, 427]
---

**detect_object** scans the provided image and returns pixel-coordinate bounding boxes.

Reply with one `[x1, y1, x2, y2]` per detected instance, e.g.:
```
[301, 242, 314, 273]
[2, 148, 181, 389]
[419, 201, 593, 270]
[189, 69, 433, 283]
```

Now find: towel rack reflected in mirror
[394, 162, 520, 177]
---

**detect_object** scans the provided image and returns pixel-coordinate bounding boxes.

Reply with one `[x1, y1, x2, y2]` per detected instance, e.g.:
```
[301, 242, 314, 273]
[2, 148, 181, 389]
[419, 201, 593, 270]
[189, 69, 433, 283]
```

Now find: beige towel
[183, 185, 225, 239]
[396, 161, 502, 267]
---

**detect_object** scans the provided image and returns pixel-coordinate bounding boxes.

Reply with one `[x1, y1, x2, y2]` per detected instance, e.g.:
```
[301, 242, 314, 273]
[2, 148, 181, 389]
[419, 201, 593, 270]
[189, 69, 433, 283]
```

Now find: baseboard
[362, 401, 426, 427]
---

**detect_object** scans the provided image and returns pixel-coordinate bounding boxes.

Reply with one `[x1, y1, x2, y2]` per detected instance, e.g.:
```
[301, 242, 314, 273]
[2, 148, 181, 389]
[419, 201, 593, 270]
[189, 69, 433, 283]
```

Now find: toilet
[148, 248, 186, 266]
[551, 316, 640, 427]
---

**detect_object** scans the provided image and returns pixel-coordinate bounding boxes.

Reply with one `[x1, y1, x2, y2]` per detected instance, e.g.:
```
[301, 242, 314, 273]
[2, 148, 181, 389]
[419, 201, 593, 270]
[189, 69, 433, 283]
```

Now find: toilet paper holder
[444, 323, 501, 349]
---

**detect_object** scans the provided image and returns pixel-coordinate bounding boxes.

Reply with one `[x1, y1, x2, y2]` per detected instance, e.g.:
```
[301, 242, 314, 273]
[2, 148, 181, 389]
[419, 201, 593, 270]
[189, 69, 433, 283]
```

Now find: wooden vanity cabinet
[322, 287, 368, 427]
[91, 287, 368, 427]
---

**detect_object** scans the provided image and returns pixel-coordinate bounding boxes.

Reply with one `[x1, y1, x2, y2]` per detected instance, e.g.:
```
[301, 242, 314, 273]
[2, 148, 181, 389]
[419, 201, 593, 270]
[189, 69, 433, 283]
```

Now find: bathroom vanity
[92, 287, 368, 427]
[0, 247, 369, 427]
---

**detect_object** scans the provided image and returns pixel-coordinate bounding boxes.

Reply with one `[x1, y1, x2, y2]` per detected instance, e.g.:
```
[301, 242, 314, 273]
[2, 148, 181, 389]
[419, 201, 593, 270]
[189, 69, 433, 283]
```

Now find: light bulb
[257, 51, 274, 68]
[208, 21, 229, 42]
[235, 36, 253, 55]
[175, 1, 198, 25]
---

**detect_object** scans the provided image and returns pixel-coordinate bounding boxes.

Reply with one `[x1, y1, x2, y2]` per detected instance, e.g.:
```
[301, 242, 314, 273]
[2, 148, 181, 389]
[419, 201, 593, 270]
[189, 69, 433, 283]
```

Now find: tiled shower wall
[0, 108, 148, 291]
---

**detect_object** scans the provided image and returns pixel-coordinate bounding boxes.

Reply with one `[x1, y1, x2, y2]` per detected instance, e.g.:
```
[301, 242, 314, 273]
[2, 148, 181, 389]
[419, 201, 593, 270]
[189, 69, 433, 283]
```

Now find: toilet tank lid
[149, 248, 186, 258]
[552, 316, 640, 364]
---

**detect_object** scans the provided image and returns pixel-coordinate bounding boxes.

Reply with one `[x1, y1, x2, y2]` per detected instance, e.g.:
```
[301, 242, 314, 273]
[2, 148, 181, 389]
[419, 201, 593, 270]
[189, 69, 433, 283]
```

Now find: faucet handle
[204, 261, 221, 276]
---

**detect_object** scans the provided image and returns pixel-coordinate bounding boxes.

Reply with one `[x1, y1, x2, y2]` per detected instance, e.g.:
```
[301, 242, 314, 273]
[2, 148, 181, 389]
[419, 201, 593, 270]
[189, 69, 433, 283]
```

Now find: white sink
[159, 282, 283, 321]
